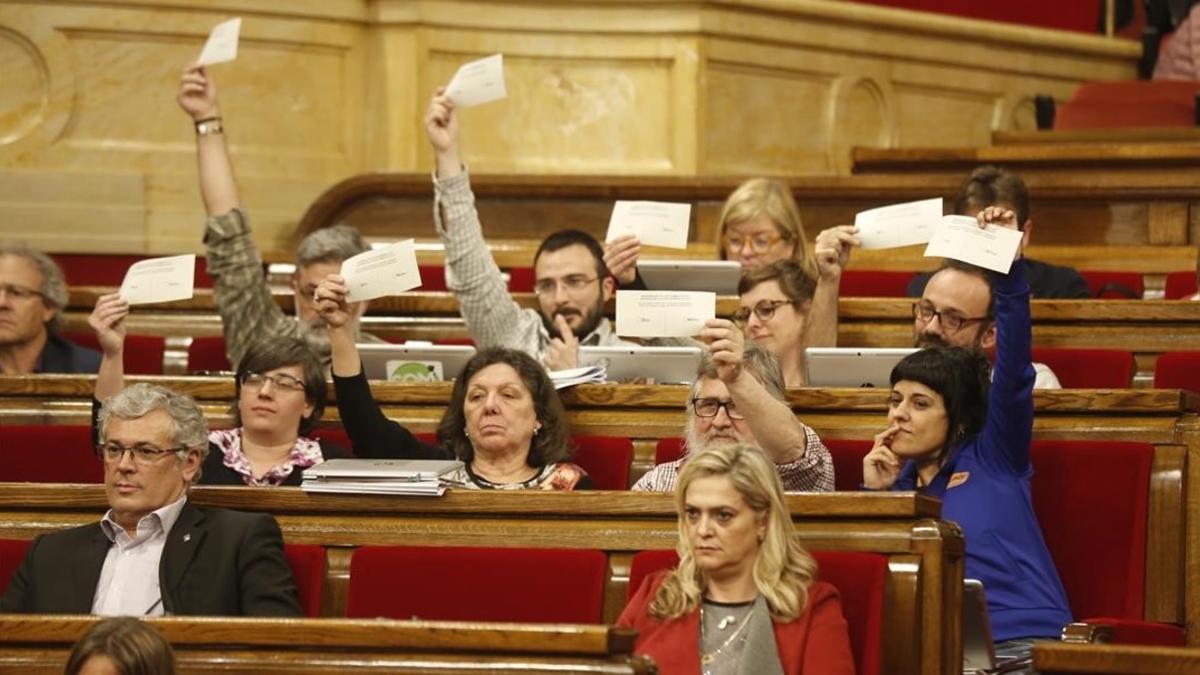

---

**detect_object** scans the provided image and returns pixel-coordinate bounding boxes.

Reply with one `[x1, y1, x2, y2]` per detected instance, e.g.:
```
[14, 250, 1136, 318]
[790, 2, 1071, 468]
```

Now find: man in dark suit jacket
[0, 382, 301, 616]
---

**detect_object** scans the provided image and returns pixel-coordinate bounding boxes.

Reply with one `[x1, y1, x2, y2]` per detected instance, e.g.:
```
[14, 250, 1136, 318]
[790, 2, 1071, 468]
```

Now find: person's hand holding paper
[197, 18, 241, 67]
[853, 198, 942, 250]
[923, 209, 1024, 274]
[605, 201, 692, 250]
[119, 254, 197, 305]
[446, 54, 506, 108]
[615, 290, 715, 338]
[340, 240, 422, 303]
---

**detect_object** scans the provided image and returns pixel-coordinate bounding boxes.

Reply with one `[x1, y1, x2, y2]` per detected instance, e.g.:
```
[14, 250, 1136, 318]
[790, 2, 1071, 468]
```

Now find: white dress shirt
[91, 494, 188, 616]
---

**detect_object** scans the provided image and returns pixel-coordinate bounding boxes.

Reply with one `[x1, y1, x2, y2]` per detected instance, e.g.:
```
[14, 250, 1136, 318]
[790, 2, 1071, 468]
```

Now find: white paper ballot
[119, 255, 196, 305]
[605, 201, 692, 249]
[446, 53, 507, 107]
[854, 198, 943, 250]
[615, 290, 715, 338]
[340, 240, 422, 303]
[923, 215, 1024, 274]
[197, 18, 241, 66]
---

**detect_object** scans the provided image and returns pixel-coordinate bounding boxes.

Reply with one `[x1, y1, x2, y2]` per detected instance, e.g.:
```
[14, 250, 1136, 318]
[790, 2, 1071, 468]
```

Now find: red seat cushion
[309, 428, 352, 453]
[347, 546, 608, 623]
[63, 332, 165, 375]
[50, 254, 213, 288]
[839, 270, 915, 298]
[1164, 271, 1198, 300]
[418, 265, 448, 291]
[0, 538, 32, 597]
[187, 336, 232, 373]
[1080, 271, 1144, 299]
[1154, 351, 1200, 395]
[0, 425, 103, 483]
[1030, 347, 1135, 389]
[1056, 81, 1200, 130]
[654, 437, 686, 465]
[570, 435, 632, 490]
[826, 439, 871, 491]
[283, 544, 326, 618]
[507, 267, 535, 293]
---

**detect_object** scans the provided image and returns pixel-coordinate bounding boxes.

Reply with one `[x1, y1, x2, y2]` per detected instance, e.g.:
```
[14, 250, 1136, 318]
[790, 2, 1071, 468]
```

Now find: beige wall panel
[892, 83, 998, 147]
[0, 169, 145, 251]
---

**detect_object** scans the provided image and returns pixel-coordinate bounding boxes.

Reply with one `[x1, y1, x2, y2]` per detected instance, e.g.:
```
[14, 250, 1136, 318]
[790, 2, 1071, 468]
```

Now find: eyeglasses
[691, 397, 745, 420]
[911, 301, 989, 333]
[732, 300, 791, 324]
[96, 442, 188, 465]
[722, 230, 789, 255]
[534, 275, 599, 296]
[0, 283, 44, 302]
[241, 371, 307, 392]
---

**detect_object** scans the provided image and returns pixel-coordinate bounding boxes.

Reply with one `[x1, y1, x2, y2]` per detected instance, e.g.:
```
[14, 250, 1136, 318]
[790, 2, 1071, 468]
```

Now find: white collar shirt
[92, 494, 188, 616]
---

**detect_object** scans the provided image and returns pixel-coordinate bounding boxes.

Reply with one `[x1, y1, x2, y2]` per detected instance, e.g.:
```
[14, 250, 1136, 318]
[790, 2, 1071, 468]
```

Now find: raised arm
[88, 293, 129, 402]
[178, 65, 238, 216]
[807, 226, 859, 348]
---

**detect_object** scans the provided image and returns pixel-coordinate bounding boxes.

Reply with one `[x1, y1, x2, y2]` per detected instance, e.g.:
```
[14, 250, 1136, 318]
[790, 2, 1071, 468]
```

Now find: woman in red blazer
[618, 443, 855, 675]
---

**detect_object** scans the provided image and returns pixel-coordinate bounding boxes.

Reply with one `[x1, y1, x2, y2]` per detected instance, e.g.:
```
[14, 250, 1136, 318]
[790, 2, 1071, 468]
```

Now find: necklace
[699, 601, 755, 666]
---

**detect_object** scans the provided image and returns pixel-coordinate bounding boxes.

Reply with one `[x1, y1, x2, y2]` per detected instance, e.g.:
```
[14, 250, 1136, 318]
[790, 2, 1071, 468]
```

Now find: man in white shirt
[0, 383, 300, 616]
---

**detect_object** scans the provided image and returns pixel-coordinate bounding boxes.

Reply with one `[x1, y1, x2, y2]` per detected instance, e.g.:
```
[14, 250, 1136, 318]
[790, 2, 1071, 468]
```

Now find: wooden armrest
[1060, 622, 1114, 644]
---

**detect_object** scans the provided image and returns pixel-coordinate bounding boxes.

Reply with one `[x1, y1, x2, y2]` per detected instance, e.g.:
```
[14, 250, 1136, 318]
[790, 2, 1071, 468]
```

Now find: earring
[463, 427, 469, 438]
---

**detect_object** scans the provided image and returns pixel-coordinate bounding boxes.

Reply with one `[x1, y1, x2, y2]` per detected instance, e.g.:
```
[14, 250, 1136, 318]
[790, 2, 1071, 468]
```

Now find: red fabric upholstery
[826, 439, 871, 491]
[1030, 347, 1136, 389]
[418, 265, 448, 291]
[63, 332, 165, 375]
[1154, 351, 1200, 394]
[0, 538, 31, 598]
[628, 549, 886, 675]
[283, 544, 326, 618]
[1056, 81, 1200, 130]
[50, 254, 213, 288]
[570, 435, 632, 490]
[1080, 271, 1144, 299]
[432, 337, 476, 346]
[309, 428, 352, 453]
[346, 546, 608, 622]
[507, 267, 535, 292]
[0, 425, 103, 483]
[654, 437, 686, 465]
[849, 0, 1099, 33]
[839, 270, 915, 298]
[187, 336, 232, 373]
[1164, 271, 1198, 299]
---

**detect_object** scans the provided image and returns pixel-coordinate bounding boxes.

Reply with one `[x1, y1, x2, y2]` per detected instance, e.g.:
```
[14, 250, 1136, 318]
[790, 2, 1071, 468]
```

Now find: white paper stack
[548, 364, 607, 390]
[301, 459, 463, 496]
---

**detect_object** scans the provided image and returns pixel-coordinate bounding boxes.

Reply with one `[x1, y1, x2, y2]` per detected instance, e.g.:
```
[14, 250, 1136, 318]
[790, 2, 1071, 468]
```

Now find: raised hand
[698, 318, 745, 383]
[603, 234, 641, 286]
[544, 314, 580, 371]
[314, 274, 352, 329]
[177, 64, 219, 121]
[977, 206, 1023, 259]
[87, 293, 129, 357]
[862, 423, 903, 490]
[814, 225, 859, 281]
[425, 87, 459, 156]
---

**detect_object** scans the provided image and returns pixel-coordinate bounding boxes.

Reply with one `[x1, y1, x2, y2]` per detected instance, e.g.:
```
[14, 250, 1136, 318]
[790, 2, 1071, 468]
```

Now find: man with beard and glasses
[632, 320, 833, 492]
[177, 65, 383, 368]
[425, 90, 635, 370]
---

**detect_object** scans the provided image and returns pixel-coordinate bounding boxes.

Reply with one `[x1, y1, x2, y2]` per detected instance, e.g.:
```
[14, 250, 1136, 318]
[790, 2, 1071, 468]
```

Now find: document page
[197, 18, 241, 66]
[119, 254, 196, 305]
[923, 215, 1024, 274]
[854, 197, 942, 250]
[340, 240, 422, 302]
[605, 201, 692, 249]
[446, 54, 507, 107]
[615, 290, 715, 338]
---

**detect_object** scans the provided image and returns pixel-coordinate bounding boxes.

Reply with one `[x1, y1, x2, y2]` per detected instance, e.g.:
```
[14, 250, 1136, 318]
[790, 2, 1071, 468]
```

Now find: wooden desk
[0, 486, 960, 675]
[0, 615, 650, 675]
[1033, 642, 1200, 674]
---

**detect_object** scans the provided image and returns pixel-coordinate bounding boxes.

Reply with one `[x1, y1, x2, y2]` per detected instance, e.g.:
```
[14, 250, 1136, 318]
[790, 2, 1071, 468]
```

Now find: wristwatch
[195, 118, 224, 136]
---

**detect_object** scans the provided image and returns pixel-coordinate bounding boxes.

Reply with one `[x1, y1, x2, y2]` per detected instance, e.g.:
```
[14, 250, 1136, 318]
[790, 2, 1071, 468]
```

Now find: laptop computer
[637, 260, 742, 295]
[804, 347, 918, 388]
[963, 579, 1032, 674]
[303, 459, 463, 481]
[578, 345, 703, 384]
[358, 343, 476, 382]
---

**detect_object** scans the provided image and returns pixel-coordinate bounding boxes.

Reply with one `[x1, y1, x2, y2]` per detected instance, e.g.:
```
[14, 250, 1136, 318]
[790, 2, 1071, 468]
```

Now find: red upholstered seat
[309, 428, 352, 453]
[1030, 440, 1183, 645]
[1055, 81, 1200, 130]
[283, 544, 326, 618]
[628, 549, 886, 675]
[0, 538, 31, 598]
[418, 265, 448, 291]
[187, 336, 232, 373]
[839, 270, 915, 298]
[507, 267, 535, 292]
[1080, 271, 1144, 299]
[346, 546, 608, 622]
[1164, 271, 1198, 299]
[432, 337, 476, 346]
[1031, 347, 1135, 389]
[50, 254, 214, 288]
[570, 435, 632, 490]
[1154, 351, 1200, 395]
[825, 439, 871, 491]
[654, 437, 686, 465]
[0, 425, 103, 483]
[63, 332, 165, 375]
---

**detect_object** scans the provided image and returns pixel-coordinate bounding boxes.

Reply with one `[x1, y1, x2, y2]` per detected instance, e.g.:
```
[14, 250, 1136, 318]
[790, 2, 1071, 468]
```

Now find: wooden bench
[0, 615, 650, 675]
[0, 486, 960, 675]
[1033, 641, 1200, 674]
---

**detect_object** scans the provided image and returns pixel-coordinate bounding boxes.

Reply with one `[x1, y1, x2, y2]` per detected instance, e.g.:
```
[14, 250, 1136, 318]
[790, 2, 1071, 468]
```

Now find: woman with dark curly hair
[315, 274, 590, 490]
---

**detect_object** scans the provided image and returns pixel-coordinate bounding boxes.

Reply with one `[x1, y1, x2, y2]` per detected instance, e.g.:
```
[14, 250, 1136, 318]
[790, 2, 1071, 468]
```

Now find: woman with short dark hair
[90, 294, 348, 486]
[64, 617, 176, 675]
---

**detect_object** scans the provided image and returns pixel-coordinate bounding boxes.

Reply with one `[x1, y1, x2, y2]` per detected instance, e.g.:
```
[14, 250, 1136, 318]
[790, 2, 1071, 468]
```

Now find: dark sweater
[907, 257, 1091, 299]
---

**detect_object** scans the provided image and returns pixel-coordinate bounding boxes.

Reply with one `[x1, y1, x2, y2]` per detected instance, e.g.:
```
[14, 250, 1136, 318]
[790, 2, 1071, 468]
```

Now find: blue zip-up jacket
[893, 258, 1071, 641]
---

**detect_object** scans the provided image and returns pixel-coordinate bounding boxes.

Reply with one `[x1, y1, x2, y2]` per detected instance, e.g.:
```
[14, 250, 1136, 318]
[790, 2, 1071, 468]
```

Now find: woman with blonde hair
[618, 443, 853, 674]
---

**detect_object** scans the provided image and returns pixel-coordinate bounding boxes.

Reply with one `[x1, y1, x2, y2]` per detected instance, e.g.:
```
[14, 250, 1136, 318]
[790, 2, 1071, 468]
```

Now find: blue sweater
[892, 259, 1071, 641]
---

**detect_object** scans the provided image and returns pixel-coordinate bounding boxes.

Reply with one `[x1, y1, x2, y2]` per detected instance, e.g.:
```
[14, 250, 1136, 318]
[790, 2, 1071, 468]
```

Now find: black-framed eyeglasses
[691, 397, 745, 420]
[533, 275, 599, 296]
[0, 283, 45, 302]
[911, 301, 988, 333]
[241, 371, 307, 392]
[96, 442, 188, 465]
[732, 300, 791, 324]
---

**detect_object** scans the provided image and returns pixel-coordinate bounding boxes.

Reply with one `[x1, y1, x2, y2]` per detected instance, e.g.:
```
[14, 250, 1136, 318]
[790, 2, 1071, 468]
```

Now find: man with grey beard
[631, 319, 834, 492]
[177, 65, 382, 367]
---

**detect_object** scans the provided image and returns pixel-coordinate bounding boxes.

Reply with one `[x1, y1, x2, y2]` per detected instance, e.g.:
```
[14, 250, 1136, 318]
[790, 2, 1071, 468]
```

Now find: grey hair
[689, 343, 787, 402]
[0, 242, 68, 330]
[99, 383, 210, 483]
[295, 225, 369, 268]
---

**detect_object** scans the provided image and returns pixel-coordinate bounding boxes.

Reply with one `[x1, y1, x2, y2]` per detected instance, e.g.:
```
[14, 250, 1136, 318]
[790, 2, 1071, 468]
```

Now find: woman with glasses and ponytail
[88, 293, 348, 486]
[734, 261, 817, 388]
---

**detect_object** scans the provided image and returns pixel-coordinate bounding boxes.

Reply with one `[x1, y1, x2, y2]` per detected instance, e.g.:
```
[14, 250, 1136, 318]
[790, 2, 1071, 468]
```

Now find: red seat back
[826, 439, 871, 491]
[188, 336, 232, 373]
[1056, 81, 1200, 130]
[0, 425, 103, 483]
[1154, 351, 1200, 394]
[1080, 271, 1144, 299]
[628, 548, 886, 675]
[51, 254, 213, 288]
[570, 435, 632, 490]
[507, 267, 535, 292]
[346, 546, 608, 622]
[654, 437, 686, 465]
[1164, 271, 1198, 300]
[309, 428, 352, 453]
[418, 265, 448, 291]
[0, 538, 32, 597]
[839, 270, 915, 298]
[63, 332, 165, 375]
[283, 543, 326, 618]
[1031, 347, 1135, 389]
